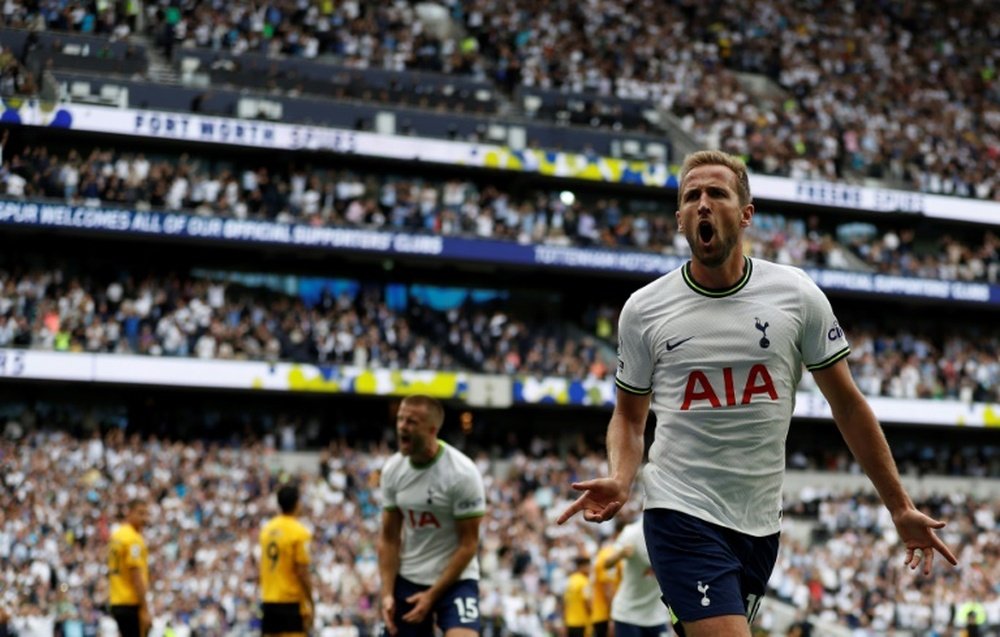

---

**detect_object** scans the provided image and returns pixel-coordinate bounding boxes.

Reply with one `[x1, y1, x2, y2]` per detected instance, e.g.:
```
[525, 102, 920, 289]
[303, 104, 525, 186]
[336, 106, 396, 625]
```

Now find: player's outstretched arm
[812, 359, 958, 573]
[557, 389, 650, 525]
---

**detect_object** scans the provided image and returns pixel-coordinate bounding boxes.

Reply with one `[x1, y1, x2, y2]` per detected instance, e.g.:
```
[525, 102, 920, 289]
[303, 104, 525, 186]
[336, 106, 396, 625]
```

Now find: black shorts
[644, 508, 779, 624]
[592, 620, 610, 637]
[110, 605, 144, 637]
[261, 603, 304, 634]
[567, 627, 587, 637]
[385, 576, 480, 637]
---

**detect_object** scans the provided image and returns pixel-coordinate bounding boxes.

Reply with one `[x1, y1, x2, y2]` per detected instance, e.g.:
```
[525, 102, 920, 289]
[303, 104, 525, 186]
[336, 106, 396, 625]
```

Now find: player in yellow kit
[564, 556, 592, 637]
[592, 531, 624, 637]
[108, 499, 151, 637]
[259, 484, 315, 636]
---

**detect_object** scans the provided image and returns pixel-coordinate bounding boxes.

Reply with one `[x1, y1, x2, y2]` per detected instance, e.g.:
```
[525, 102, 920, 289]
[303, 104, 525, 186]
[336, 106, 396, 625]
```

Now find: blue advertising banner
[0, 199, 996, 304]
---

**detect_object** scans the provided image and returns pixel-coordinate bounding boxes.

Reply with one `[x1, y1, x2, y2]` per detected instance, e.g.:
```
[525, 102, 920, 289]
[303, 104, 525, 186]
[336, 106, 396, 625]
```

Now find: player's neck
[690, 253, 747, 290]
[410, 439, 443, 466]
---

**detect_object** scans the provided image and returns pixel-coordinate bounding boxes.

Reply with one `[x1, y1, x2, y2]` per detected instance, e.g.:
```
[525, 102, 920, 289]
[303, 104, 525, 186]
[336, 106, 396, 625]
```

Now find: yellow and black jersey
[259, 515, 312, 604]
[108, 523, 149, 606]
[564, 571, 591, 629]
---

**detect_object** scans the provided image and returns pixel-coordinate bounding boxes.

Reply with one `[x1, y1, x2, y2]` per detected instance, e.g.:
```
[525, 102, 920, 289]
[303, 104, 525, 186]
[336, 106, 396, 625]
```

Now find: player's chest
[651, 301, 800, 370]
[393, 471, 453, 528]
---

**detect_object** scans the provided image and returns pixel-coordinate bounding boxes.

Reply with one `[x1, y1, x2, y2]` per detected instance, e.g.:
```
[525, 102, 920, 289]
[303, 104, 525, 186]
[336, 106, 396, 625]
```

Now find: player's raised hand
[893, 508, 958, 576]
[557, 477, 630, 525]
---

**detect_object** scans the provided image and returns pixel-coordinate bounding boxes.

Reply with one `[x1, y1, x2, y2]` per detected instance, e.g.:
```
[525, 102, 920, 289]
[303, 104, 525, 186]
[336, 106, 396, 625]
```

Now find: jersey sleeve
[380, 458, 398, 511]
[452, 464, 486, 520]
[613, 522, 639, 555]
[593, 550, 612, 584]
[798, 273, 851, 371]
[614, 294, 654, 395]
[123, 535, 144, 568]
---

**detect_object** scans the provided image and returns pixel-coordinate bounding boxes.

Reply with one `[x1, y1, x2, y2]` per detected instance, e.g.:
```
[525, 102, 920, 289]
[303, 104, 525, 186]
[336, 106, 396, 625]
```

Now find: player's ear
[740, 203, 754, 228]
[675, 209, 683, 231]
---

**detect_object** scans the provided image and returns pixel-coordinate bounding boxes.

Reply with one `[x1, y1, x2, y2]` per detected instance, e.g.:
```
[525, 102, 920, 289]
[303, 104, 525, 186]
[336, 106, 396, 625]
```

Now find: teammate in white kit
[378, 395, 486, 637]
[558, 150, 958, 637]
[607, 512, 669, 637]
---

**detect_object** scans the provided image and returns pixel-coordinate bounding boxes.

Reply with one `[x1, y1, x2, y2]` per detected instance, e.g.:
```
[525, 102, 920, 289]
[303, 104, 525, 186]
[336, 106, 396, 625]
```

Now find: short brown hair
[400, 394, 445, 429]
[678, 150, 752, 207]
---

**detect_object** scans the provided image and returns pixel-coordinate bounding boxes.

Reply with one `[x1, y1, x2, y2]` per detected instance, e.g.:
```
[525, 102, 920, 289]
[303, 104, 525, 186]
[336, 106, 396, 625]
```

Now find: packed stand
[0, 422, 625, 637]
[4, 0, 1000, 198]
[2, 145, 996, 282]
[774, 490, 1000, 635]
[459, 0, 1000, 197]
[0, 268, 614, 380]
[1, 267, 998, 400]
[3, 421, 1000, 636]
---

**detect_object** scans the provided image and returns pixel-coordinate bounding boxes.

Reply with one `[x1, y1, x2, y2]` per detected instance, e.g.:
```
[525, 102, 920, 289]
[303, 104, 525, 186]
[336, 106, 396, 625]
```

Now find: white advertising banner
[6, 100, 999, 223]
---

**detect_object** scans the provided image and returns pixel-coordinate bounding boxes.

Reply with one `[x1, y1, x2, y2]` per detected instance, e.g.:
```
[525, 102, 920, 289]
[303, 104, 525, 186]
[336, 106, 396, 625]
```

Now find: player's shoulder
[260, 514, 283, 534]
[380, 451, 407, 479]
[620, 519, 644, 543]
[626, 267, 684, 306]
[750, 258, 815, 286]
[288, 516, 311, 539]
[111, 523, 139, 542]
[441, 441, 482, 479]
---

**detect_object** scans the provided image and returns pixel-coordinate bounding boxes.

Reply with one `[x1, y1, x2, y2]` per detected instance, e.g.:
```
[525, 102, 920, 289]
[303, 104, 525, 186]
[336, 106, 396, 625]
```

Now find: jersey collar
[409, 439, 445, 469]
[682, 256, 752, 298]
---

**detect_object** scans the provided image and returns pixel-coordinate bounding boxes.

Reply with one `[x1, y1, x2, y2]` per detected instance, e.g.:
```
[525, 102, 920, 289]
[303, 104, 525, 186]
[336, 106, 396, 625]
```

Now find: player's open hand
[556, 477, 630, 525]
[381, 593, 398, 635]
[893, 508, 958, 575]
[402, 590, 435, 624]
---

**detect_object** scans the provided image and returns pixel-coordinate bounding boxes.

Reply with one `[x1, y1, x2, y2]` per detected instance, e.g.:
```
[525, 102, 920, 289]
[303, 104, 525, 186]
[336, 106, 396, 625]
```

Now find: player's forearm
[603, 549, 625, 568]
[833, 394, 913, 515]
[295, 565, 315, 608]
[607, 412, 644, 489]
[130, 568, 148, 610]
[377, 537, 401, 595]
[426, 542, 477, 601]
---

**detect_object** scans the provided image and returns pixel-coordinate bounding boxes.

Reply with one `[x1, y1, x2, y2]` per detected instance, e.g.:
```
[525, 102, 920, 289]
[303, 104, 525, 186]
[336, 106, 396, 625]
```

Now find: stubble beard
[686, 227, 737, 269]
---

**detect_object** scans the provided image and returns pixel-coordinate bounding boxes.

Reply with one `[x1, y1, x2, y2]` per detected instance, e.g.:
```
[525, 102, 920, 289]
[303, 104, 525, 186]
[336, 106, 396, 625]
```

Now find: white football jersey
[380, 440, 486, 585]
[611, 515, 669, 627]
[616, 257, 850, 536]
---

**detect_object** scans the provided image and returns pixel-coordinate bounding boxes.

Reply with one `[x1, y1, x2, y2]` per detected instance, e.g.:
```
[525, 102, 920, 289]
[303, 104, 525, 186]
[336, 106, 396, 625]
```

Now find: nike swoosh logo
[665, 336, 693, 352]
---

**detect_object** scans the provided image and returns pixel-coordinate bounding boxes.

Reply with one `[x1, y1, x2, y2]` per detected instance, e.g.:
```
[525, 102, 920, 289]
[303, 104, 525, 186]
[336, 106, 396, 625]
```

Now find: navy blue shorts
[385, 576, 480, 636]
[613, 620, 669, 637]
[643, 508, 779, 624]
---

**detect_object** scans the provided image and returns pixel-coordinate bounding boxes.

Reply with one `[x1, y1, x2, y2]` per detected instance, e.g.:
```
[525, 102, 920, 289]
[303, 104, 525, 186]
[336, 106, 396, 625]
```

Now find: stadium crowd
[1, 146, 997, 283]
[772, 490, 1000, 635]
[4, 1, 999, 199]
[0, 268, 998, 403]
[1, 421, 998, 637]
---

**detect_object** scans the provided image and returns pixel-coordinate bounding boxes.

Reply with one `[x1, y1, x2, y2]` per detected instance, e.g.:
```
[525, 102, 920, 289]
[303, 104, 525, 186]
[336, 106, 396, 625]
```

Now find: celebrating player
[378, 395, 486, 637]
[558, 150, 958, 637]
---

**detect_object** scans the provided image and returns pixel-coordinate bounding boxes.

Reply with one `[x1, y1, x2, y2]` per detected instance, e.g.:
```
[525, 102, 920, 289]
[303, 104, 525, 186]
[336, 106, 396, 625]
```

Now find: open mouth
[698, 220, 715, 244]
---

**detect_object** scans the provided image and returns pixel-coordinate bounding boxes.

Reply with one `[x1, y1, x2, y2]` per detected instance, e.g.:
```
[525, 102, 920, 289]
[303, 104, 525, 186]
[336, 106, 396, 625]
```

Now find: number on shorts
[453, 597, 479, 622]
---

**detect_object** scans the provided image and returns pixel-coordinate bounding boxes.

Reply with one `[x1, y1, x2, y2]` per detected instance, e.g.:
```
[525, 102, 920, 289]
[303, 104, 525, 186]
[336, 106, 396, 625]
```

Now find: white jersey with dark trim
[611, 515, 669, 627]
[380, 440, 486, 585]
[615, 257, 850, 536]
